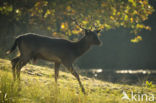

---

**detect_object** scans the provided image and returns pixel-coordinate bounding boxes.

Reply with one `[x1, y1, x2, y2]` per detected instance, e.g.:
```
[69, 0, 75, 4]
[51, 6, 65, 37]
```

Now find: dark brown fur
[7, 29, 102, 94]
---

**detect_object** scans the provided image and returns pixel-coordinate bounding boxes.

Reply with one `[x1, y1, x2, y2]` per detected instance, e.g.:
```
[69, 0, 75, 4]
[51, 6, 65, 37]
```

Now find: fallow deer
[6, 19, 102, 94]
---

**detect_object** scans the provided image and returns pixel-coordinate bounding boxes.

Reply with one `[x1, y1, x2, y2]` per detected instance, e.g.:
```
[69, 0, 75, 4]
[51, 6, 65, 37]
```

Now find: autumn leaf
[131, 35, 142, 43]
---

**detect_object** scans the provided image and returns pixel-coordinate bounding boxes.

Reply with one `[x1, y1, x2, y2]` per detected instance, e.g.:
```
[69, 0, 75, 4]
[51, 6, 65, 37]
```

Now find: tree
[0, 0, 154, 43]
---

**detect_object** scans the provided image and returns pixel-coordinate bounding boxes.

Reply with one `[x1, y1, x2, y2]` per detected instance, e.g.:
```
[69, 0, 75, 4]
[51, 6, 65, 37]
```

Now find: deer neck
[74, 36, 91, 57]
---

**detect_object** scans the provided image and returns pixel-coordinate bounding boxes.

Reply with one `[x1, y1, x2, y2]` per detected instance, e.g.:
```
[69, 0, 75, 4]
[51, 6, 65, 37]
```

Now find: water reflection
[115, 69, 156, 74]
[81, 69, 156, 85]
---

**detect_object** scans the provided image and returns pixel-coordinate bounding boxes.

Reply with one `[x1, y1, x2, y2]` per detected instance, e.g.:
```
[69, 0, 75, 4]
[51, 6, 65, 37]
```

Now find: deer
[6, 19, 102, 94]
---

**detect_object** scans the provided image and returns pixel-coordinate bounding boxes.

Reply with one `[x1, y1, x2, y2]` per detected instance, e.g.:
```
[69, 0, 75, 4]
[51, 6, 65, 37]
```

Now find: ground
[0, 58, 155, 103]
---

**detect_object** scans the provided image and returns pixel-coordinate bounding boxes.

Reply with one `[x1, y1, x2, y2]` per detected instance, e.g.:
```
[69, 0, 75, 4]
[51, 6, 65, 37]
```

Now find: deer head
[72, 18, 102, 46]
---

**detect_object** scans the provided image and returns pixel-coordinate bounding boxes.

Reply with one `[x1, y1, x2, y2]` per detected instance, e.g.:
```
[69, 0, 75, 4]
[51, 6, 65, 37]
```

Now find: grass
[0, 58, 155, 103]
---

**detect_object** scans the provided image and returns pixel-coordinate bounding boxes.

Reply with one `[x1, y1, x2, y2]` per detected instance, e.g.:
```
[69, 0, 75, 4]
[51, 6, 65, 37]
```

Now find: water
[81, 69, 156, 85]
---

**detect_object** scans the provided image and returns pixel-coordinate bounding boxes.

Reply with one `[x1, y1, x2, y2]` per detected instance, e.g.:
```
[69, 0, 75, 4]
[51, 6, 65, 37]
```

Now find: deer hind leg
[11, 57, 20, 80]
[16, 57, 29, 80]
[64, 63, 85, 94]
[54, 62, 60, 83]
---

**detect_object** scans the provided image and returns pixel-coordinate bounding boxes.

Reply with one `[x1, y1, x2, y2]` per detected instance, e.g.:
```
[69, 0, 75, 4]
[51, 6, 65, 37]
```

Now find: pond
[80, 69, 156, 85]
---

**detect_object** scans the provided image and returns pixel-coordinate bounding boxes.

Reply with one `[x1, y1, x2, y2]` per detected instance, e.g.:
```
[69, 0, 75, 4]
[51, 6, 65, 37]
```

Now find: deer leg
[16, 58, 29, 80]
[16, 62, 22, 80]
[11, 57, 20, 80]
[67, 65, 85, 94]
[54, 62, 60, 83]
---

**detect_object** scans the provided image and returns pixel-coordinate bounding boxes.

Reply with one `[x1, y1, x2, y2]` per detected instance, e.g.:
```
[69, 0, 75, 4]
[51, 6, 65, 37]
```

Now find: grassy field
[0, 58, 155, 103]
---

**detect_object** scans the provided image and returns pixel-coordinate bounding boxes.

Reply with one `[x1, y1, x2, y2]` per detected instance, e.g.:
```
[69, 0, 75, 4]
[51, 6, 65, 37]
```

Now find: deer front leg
[67, 65, 86, 94]
[54, 62, 60, 83]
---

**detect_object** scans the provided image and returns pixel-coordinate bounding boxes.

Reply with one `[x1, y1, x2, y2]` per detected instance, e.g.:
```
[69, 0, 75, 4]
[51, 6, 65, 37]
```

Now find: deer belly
[38, 52, 61, 63]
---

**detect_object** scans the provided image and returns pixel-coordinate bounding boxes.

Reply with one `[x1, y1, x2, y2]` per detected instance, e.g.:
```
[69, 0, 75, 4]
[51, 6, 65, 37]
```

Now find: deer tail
[6, 37, 20, 55]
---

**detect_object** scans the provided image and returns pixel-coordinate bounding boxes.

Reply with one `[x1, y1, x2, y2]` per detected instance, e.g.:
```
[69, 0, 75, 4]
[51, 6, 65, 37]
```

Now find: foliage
[0, 0, 154, 41]
[145, 81, 153, 88]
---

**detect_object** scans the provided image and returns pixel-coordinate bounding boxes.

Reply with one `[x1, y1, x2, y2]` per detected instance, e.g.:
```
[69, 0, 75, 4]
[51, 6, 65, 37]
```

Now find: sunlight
[115, 69, 156, 74]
